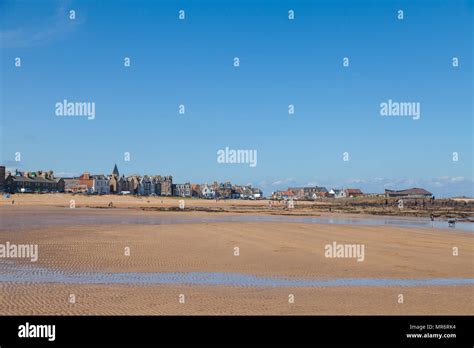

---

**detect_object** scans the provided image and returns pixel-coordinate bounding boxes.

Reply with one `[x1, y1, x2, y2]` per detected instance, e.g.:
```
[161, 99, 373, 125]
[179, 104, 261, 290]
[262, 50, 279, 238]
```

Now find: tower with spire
[109, 164, 120, 194]
[112, 164, 119, 177]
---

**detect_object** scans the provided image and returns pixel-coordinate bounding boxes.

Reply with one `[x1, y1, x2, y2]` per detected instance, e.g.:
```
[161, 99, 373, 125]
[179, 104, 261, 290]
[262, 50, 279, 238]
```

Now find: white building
[201, 184, 215, 199]
[329, 188, 345, 199]
[252, 188, 263, 199]
[91, 175, 110, 194]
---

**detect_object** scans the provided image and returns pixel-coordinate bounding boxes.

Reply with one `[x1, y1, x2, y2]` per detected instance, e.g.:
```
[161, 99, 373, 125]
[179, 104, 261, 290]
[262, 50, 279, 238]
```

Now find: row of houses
[65, 172, 176, 197]
[3, 169, 65, 193]
[62, 165, 263, 199]
[61, 165, 189, 196]
[271, 186, 433, 200]
[2, 164, 263, 199]
[271, 187, 364, 200]
[1, 165, 433, 199]
[197, 182, 262, 199]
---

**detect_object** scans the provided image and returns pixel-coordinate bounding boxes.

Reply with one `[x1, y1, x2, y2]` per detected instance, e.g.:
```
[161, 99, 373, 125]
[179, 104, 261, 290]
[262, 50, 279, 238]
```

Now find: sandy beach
[1, 283, 472, 315]
[0, 194, 473, 315]
[2, 193, 472, 220]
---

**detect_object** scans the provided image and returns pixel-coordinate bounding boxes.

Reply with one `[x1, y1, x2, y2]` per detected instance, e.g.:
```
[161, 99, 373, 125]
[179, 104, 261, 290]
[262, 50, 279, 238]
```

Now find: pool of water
[0, 262, 472, 287]
[1, 207, 472, 232]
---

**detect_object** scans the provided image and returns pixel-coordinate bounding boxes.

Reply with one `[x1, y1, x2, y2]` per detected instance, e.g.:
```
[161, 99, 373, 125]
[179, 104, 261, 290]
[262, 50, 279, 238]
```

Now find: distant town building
[5, 170, 64, 193]
[272, 190, 294, 200]
[385, 188, 432, 199]
[329, 188, 344, 198]
[156, 175, 173, 196]
[214, 182, 233, 199]
[251, 187, 263, 199]
[139, 175, 155, 196]
[115, 175, 125, 193]
[173, 183, 191, 197]
[200, 184, 215, 199]
[109, 164, 120, 194]
[232, 185, 253, 199]
[308, 191, 328, 199]
[64, 178, 89, 193]
[0, 166, 5, 192]
[343, 188, 364, 198]
[126, 175, 140, 194]
[78, 172, 94, 193]
[91, 174, 109, 194]
[288, 186, 328, 200]
[191, 184, 201, 197]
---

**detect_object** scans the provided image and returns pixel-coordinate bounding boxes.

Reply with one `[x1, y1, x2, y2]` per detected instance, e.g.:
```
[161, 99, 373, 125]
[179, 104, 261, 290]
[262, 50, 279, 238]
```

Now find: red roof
[282, 190, 294, 195]
[345, 188, 363, 194]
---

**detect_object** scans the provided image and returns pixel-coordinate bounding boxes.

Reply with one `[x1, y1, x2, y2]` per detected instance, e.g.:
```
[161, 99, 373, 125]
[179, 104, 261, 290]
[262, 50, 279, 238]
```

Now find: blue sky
[1, 0, 472, 197]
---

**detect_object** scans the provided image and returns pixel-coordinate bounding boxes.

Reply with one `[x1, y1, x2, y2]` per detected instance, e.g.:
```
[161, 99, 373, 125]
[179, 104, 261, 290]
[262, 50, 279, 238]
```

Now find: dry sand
[1, 283, 472, 315]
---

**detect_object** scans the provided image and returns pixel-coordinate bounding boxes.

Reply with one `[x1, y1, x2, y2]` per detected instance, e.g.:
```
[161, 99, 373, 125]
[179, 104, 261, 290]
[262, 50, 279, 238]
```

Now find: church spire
[112, 164, 119, 176]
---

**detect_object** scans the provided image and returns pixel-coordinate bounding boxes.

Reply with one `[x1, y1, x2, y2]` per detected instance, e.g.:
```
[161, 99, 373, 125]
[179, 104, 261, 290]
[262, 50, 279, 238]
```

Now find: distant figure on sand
[108, 201, 113, 208]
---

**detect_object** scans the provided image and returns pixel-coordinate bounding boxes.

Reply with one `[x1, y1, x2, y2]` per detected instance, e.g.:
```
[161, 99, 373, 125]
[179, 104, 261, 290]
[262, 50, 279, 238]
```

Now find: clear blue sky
[1, 0, 472, 197]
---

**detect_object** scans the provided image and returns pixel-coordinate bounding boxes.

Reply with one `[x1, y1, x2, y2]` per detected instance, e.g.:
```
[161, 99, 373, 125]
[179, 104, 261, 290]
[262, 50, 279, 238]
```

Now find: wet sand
[0, 220, 472, 278]
[2, 205, 472, 231]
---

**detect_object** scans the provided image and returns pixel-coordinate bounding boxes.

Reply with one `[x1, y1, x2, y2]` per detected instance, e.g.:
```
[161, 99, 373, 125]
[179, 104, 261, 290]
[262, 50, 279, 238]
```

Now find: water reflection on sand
[1, 262, 473, 287]
[1, 206, 472, 232]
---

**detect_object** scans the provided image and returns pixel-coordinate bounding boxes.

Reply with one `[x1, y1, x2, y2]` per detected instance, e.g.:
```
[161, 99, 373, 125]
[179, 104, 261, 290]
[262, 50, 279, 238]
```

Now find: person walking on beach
[430, 213, 435, 227]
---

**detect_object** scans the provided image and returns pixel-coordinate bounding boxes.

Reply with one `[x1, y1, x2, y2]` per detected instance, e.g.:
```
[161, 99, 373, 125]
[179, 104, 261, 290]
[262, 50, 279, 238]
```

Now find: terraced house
[288, 186, 328, 200]
[156, 175, 173, 196]
[91, 174, 109, 194]
[173, 183, 191, 197]
[139, 175, 155, 196]
[5, 170, 65, 193]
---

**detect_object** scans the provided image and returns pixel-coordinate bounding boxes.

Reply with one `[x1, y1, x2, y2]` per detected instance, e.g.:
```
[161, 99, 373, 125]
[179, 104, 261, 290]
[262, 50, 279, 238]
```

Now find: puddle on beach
[0, 262, 473, 287]
[1, 207, 472, 232]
